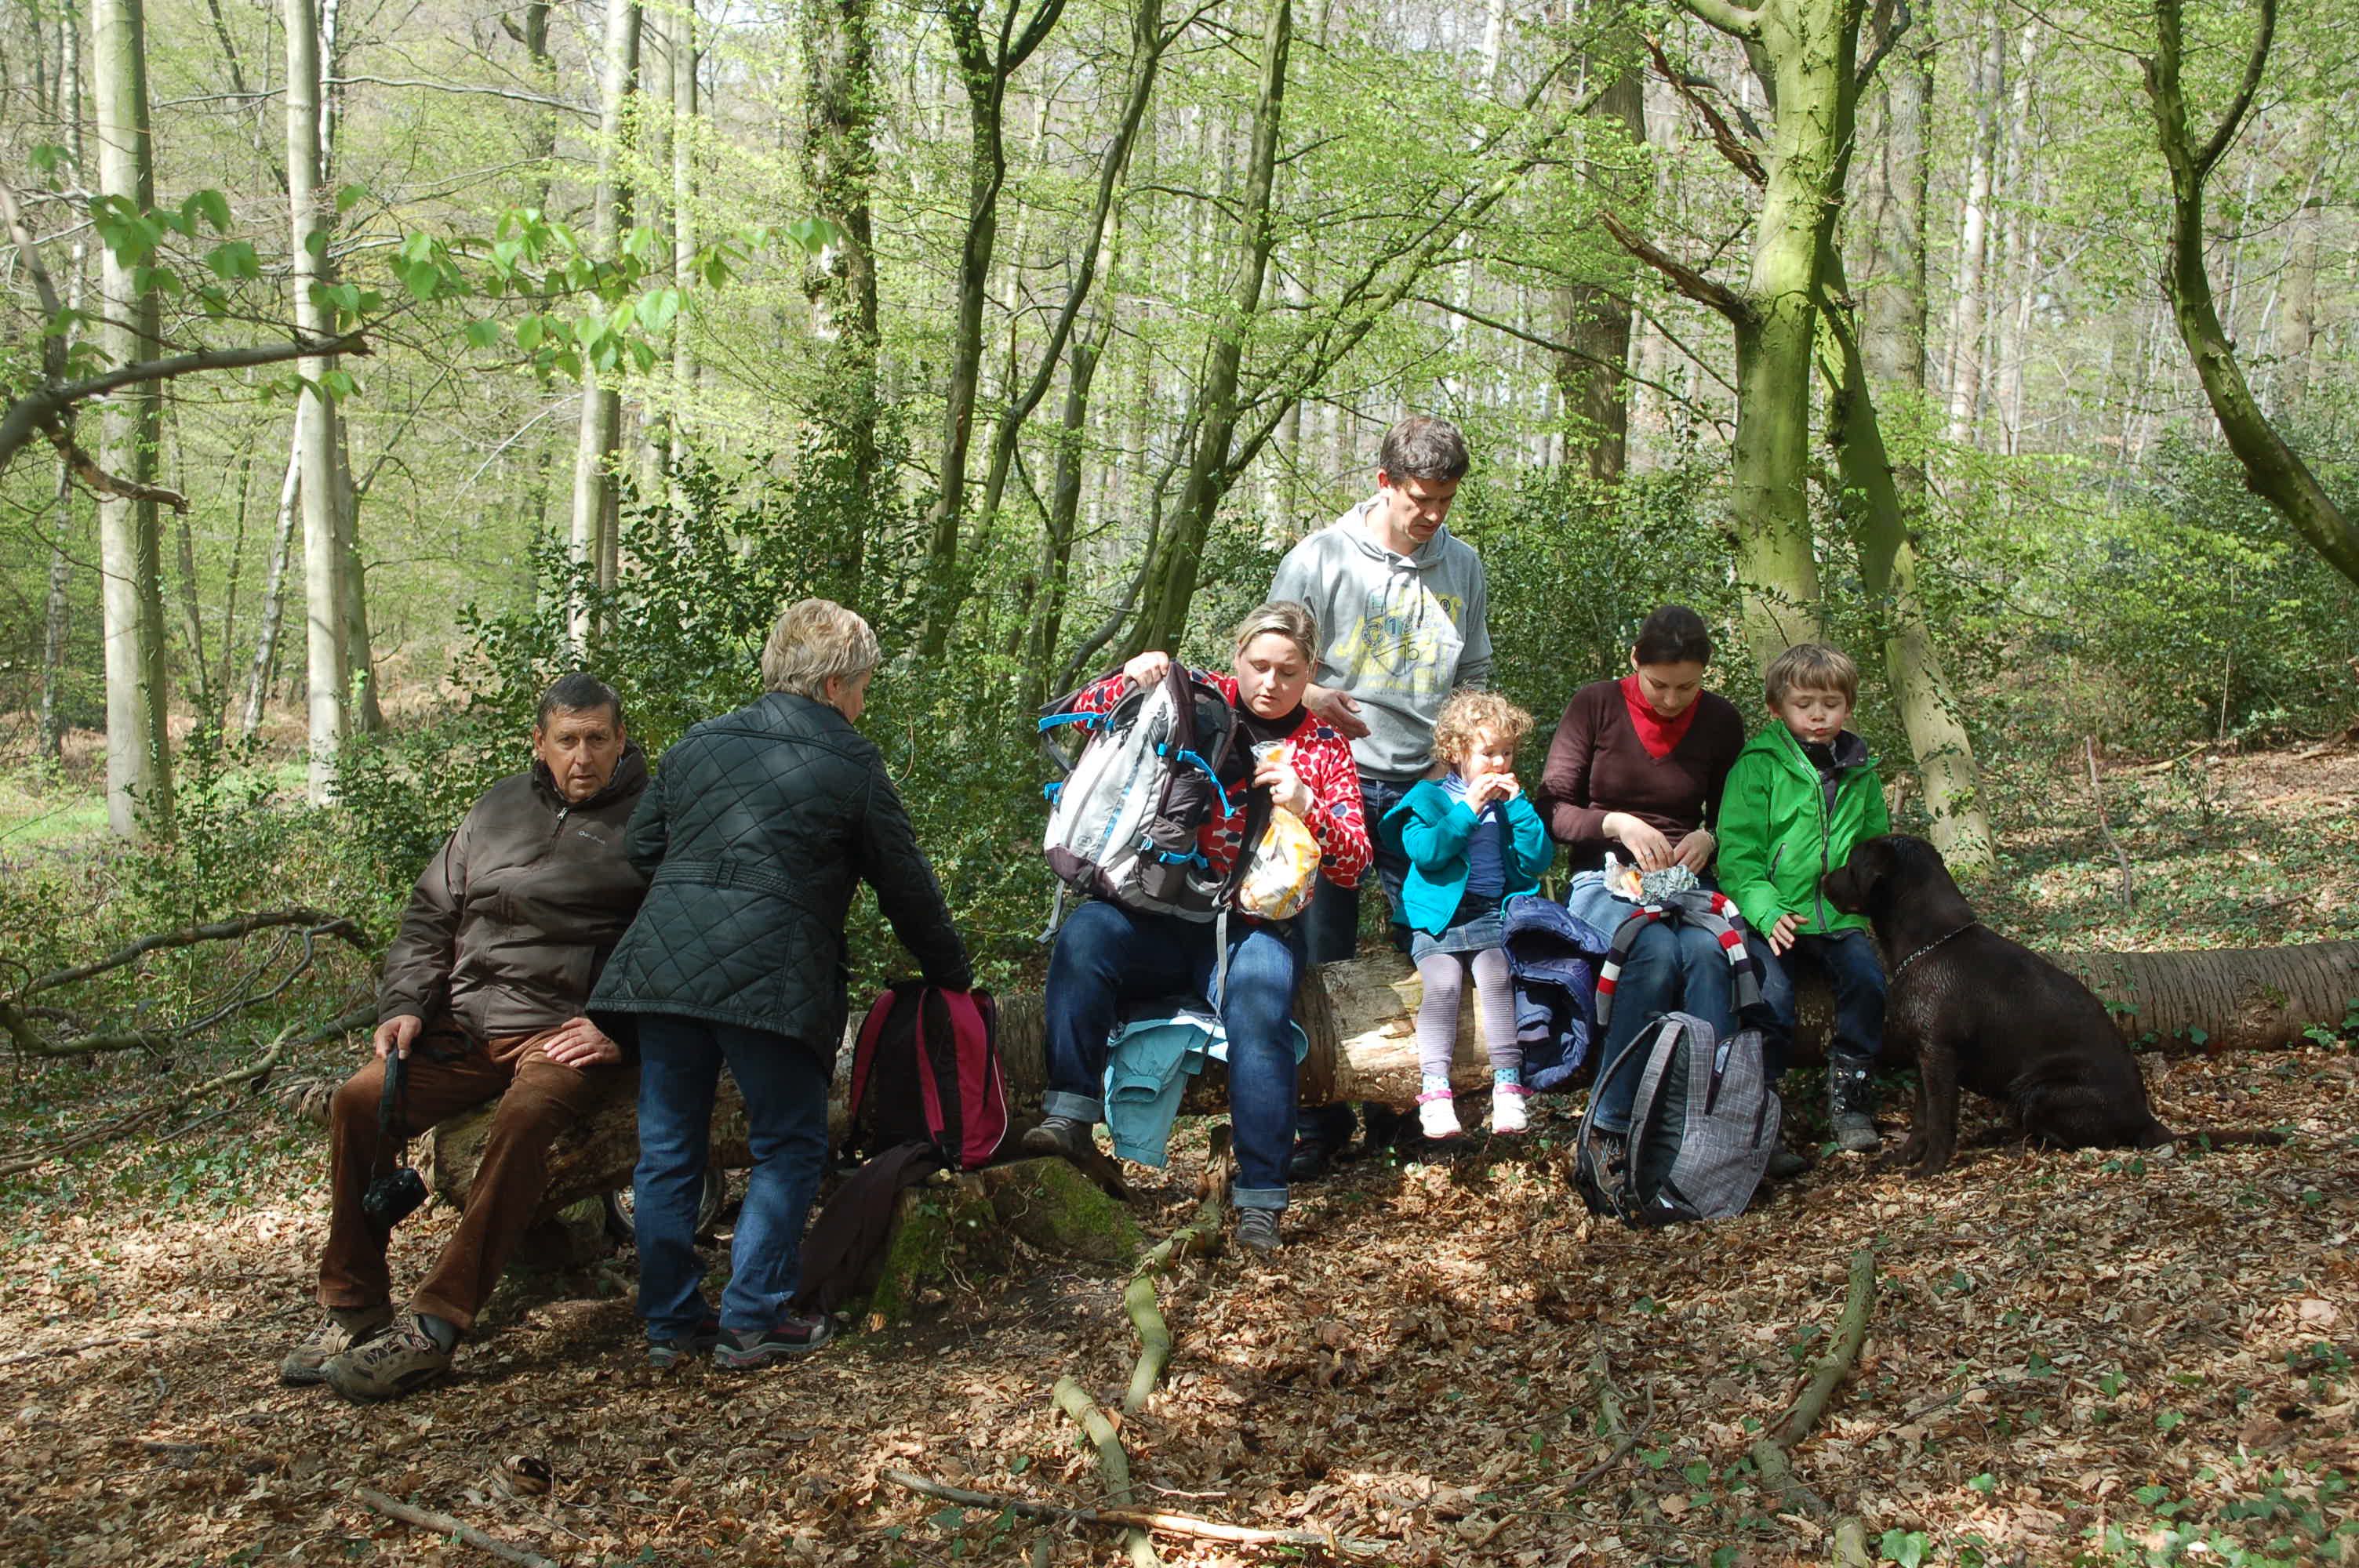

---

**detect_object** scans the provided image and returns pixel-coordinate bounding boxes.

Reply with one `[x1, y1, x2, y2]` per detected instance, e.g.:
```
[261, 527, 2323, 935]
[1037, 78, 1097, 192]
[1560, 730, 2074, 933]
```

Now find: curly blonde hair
[1430, 688, 1532, 768]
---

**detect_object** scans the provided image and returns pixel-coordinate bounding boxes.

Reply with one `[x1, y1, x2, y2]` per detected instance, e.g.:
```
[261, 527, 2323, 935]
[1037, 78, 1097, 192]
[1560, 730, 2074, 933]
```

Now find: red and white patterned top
[1069, 668, 1372, 893]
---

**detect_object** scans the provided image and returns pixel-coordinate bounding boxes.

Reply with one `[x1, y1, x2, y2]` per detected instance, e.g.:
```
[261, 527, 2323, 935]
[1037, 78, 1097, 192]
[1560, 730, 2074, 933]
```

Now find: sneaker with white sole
[1490, 1083, 1530, 1135]
[1416, 1091, 1462, 1141]
[280, 1305, 394, 1386]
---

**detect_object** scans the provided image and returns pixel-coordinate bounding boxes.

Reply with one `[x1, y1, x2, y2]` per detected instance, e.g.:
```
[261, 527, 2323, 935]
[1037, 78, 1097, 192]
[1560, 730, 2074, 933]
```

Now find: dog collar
[1888, 921, 1976, 982]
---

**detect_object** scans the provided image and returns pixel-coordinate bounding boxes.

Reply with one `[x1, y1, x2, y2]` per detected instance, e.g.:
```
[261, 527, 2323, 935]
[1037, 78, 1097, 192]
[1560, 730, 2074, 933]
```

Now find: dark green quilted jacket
[588, 691, 971, 1051]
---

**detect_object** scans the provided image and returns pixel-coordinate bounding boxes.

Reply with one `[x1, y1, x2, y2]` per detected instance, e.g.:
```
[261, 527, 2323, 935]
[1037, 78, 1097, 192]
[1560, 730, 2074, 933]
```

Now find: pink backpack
[845, 984, 1009, 1171]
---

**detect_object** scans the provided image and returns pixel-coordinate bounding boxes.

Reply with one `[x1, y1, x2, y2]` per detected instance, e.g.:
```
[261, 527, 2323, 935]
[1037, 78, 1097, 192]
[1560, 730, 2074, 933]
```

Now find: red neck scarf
[1620, 673, 1699, 760]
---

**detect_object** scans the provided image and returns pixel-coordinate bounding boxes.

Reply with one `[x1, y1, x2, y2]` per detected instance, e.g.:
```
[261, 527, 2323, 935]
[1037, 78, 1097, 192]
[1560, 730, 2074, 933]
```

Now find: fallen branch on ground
[1749, 1248, 1877, 1564]
[881, 1469, 1390, 1559]
[1122, 1126, 1231, 1416]
[0, 1007, 371, 1180]
[1051, 1377, 1159, 1568]
[353, 1489, 558, 1568]
[0, 1330, 163, 1368]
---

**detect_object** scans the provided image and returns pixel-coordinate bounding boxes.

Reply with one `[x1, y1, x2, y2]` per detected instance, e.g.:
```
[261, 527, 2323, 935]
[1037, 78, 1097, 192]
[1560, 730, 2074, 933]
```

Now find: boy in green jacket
[1717, 644, 1892, 1152]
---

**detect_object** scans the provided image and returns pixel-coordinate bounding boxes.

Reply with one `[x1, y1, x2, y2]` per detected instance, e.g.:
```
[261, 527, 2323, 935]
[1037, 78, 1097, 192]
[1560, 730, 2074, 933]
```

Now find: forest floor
[1, 744, 2354, 1567]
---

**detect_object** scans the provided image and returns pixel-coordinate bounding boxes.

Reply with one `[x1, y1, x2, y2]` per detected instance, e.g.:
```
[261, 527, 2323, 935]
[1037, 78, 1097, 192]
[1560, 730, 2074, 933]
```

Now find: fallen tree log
[425, 938, 2357, 1214]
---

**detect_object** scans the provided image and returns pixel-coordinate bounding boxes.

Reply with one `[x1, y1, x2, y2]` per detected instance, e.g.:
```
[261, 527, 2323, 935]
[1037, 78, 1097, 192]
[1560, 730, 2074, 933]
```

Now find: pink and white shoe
[1417, 1089, 1463, 1140]
[1490, 1082, 1531, 1135]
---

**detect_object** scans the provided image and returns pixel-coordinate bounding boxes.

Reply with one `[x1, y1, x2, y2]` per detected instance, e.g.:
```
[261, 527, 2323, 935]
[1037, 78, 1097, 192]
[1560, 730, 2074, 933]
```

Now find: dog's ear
[1823, 836, 1892, 914]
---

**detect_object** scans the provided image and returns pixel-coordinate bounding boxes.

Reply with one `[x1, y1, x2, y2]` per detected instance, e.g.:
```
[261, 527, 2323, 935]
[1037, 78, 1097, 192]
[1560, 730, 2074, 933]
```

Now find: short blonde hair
[1431, 688, 1533, 766]
[760, 598, 878, 698]
[1763, 642, 1860, 707]
[1230, 600, 1320, 665]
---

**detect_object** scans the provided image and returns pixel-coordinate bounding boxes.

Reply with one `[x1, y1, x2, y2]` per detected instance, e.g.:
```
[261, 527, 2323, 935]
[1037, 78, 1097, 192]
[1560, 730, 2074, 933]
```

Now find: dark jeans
[633, 1014, 831, 1339]
[1757, 927, 1888, 1077]
[1296, 774, 1415, 1152]
[1043, 901, 1303, 1210]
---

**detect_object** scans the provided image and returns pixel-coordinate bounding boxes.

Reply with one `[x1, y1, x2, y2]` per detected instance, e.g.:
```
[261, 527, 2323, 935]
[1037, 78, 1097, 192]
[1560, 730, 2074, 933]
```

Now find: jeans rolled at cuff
[1230, 1183, 1287, 1212]
[1041, 1090, 1103, 1124]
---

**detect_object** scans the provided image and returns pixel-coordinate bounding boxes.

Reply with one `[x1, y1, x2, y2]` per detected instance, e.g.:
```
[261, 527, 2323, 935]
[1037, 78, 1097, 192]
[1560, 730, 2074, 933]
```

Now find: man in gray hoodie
[1270, 415, 1492, 1169]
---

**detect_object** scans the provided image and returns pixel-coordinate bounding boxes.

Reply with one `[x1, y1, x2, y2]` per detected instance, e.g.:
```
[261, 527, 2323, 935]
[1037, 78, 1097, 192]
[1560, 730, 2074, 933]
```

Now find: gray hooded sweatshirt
[1269, 495, 1492, 782]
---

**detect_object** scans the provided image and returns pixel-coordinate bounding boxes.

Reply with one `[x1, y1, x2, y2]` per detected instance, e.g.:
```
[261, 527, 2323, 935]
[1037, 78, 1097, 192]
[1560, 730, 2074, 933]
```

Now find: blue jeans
[633, 1014, 831, 1339]
[1296, 774, 1414, 1151]
[1757, 927, 1888, 1078]
[1044, 902, 1304, 1210]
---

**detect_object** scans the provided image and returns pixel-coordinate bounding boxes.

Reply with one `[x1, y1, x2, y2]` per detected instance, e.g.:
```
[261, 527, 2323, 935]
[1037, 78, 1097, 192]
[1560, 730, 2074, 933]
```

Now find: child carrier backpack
[1037, 663, 1245, 927]
[845, 983, 1009, 1171]
[1574, 1011, 1781, 1226]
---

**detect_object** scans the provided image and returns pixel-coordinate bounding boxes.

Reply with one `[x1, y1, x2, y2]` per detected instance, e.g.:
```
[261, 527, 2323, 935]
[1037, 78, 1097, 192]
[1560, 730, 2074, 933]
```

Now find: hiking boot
[280, 1305, 394, 1386]
[1490, 1083, 1530, 1136]
[1416, 1091, 1462, 1141]
[322, 1312, 453, 1401]
[1578, 1127, 1627, 1193]
[1765, 1145, 1809, 1180]
[1828, 1061, 1881, 1153]
[647, 1313, 721, 1370]
[1236, 1208, 1282, 1254]
[714, 1314, 833, 1369]
[1020, 1116, 1091, 1162]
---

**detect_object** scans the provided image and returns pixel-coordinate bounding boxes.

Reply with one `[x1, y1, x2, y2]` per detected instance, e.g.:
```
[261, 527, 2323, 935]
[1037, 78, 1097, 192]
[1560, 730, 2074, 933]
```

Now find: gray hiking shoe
[714, 1313, 834, 1369]
[322, 1312, 453, 1401]
[280, 1305, 394, 1386]
[1828, 1062, 1881, 1153]
[647, 1313, 721, 1370]
[1765, 1145, 1809, 1180]
[1020, 1115, 1090, 1161]
[1236, 1208, 1282, 1254]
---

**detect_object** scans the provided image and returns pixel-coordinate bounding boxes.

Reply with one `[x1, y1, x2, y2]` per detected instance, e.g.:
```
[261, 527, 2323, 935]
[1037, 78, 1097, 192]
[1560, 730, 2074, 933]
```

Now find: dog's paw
[1880, 1138, 1926, 1172]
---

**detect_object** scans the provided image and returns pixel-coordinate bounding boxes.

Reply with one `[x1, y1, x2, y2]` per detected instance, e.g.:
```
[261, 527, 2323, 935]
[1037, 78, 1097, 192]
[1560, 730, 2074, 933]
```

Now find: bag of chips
[1234, 804, 1320, 920]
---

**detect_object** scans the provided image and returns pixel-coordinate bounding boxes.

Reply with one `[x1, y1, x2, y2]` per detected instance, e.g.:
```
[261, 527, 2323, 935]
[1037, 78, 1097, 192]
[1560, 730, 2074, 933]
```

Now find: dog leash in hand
[1888, 921, 1977, 982]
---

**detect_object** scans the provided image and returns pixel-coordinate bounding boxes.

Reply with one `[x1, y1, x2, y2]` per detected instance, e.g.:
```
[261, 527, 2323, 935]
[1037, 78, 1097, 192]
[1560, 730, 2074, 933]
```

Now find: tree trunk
[333, 407, 381, 732]
[1860, 0, 1930, 482]
[1021, 308, 1110, 711]
[1941, 9, 2001, 448]
[914, 0, 1068, 661]
[424, 938, 2355, 1215]
[242, 405, 304, 735]
[37, 0, 85, 765]
[1725, 0, 1861, 666]
[800, 0, 881, 601]
[93, 0, 173, 837]
[1126, 0, 1290, 659]
[669, 0, 696, 507]
[1554, 27, 1643, 487]
[569, 0, 642, 649]
[2140, 0, 2359, 590]
[287, 0, 345, 803]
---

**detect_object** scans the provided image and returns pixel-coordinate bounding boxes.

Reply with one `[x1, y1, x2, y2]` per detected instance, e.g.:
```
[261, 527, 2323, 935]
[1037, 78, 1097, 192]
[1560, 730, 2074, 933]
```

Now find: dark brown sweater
[1536, 680, 1747, 871]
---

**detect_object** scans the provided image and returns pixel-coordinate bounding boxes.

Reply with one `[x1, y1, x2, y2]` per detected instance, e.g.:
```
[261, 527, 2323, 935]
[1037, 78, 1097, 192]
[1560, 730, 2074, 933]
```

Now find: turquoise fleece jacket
[1716, 721, 1889, 939]
[1383, 779, 1555, 935]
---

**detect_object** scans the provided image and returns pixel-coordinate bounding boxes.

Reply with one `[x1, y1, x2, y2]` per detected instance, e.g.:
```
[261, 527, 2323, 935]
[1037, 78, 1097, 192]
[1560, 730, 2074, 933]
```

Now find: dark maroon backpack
[845, 984, 1009, 1171]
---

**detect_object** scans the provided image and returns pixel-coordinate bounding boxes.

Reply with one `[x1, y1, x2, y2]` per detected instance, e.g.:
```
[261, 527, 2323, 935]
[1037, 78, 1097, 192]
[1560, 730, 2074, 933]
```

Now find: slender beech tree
[801, 0, 883, 599]
[670, 0, 697, 501]
[93, 0, 173, 834]
[1941, 10, 2001, 446]
[914, 0, 1069, 660]
[286, 0, 346, 800]
[1554, 23, 1646, 485]
[37, 0, 86, 764]
[2140, 0, 2359, 589]
[569, 0, 642, 648]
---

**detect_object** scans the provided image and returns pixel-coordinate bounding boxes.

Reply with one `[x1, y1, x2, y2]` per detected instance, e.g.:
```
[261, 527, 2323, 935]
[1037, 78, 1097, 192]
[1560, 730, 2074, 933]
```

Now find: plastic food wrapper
[1235, 805, 1320, 920]
[1603, 852, 1700, 906]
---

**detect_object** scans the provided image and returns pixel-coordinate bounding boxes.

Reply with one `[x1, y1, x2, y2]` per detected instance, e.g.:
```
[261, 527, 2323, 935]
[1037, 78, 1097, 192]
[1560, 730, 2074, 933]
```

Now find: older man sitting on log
[281, 673, 650, 1401]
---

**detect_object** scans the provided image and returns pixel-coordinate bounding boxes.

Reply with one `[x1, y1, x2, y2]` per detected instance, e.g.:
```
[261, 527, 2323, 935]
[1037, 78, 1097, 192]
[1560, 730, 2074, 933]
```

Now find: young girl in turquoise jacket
[1383, 690, 1556, 1138]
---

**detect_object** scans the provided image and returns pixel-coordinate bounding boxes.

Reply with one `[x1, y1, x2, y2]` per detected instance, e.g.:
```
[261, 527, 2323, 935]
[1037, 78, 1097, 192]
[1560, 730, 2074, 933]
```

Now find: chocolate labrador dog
[1821, 834, 2282, 1176]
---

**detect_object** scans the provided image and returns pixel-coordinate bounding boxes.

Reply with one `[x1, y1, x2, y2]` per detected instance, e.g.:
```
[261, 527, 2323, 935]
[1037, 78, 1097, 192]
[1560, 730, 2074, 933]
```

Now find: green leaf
[336, 183, 369, 214]
[786, 216, 835, 254]
[192, 189, 233, 234]
[1968, 1472, 1996, 1494]
[516, 315, 546, 353]
[463, 318, 503, 350]
[203, 241, 262, 281]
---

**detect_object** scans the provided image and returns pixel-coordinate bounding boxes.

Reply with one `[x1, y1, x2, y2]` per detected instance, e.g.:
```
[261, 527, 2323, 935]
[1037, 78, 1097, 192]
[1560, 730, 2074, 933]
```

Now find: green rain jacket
[1716, 722, 1889, 940]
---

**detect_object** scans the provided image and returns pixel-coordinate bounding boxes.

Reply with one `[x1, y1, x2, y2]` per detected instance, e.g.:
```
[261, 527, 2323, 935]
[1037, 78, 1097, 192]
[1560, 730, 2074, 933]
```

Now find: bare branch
[1670, 0, 1764, 42]
[20, 907, 369, 998]
[325, 75, 594, 118]
[2196, 0, 2275, 176]
[1646, 35, 1767, 187]
[1599, 211, 1752, 325]
[45, 424, 192, 513]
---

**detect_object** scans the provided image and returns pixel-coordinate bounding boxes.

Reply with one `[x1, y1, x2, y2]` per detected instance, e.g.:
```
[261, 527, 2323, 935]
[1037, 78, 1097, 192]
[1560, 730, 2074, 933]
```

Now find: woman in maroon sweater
[1535, 604, 1747, 1145]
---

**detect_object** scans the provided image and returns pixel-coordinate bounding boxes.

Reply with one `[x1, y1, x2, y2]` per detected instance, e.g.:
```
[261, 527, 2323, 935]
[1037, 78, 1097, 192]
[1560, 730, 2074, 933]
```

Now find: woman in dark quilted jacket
[1022, 601, 1372, 1254]
[591, 599, 972, 1370]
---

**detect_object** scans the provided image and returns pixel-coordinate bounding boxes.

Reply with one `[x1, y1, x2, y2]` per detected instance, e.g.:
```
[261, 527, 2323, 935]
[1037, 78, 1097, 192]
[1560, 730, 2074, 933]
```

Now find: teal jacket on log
[590, 691, 971, 1055]
[1715, 722, 1889, 940]
[1383, 779, 1555, 935]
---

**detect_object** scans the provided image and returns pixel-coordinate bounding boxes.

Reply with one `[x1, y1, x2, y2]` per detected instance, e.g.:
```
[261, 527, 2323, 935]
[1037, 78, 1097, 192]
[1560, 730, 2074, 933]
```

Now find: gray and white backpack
[1036, 663, 1244, 931]
[1574, 1011, 1781, 1225]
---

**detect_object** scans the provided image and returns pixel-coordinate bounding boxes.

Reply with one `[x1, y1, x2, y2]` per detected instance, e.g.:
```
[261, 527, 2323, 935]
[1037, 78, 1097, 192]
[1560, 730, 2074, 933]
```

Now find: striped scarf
[1591, 887, 1762, 1033]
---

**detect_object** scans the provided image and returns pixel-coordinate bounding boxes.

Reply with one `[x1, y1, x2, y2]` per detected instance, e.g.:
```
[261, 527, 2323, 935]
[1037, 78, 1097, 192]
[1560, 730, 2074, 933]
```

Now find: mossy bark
[865, 1158, 1142, 1328]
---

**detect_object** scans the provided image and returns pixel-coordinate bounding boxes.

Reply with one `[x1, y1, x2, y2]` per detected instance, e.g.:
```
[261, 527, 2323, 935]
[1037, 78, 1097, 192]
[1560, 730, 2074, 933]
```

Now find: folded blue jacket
[1101, 999, 1310, 1167]
[1503, 893, 1612, 1091]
